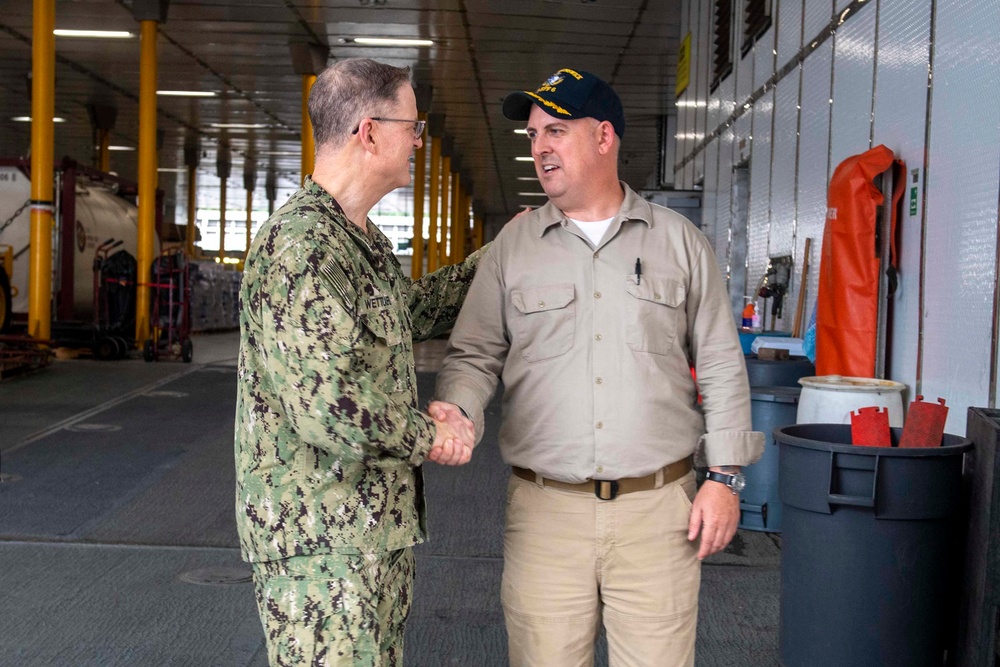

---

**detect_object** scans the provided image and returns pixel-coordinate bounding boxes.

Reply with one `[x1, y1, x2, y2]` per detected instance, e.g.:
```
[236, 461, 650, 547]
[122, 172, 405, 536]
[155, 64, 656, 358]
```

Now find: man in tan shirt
[433, 69, 763, 667]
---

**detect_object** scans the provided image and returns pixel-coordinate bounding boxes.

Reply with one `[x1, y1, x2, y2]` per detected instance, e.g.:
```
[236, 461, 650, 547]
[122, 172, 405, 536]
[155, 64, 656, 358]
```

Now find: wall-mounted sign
[676, 33, 691, 97]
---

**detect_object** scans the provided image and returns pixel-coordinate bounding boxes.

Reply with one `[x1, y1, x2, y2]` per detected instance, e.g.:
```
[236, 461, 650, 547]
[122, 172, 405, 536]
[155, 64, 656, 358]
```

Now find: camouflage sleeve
[259, 255, 435, 466]
[407, 244, 490, 342]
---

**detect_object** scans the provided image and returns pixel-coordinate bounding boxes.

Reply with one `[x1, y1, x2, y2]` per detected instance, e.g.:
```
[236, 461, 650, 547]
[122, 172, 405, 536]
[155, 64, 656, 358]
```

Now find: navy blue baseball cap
[502, 68, 625, 139]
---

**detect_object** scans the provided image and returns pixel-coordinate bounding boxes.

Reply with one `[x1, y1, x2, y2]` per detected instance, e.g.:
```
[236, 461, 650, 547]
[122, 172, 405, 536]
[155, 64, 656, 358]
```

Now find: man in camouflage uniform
[235, 58, 481, 666]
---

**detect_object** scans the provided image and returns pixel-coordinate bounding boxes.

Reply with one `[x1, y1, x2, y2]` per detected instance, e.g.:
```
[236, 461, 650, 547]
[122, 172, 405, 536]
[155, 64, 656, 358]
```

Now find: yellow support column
[301, 74, 316, 185]
[467, 195, 475, 254]
[265, 170, 277, 216]
[134, 19, 158, 344]
[473, 209, 484, 250]
[449, 172, 461, 263]
[458, 189, 471, 261]
[88, 104, 116, 172]
[427, 137, 441, 273]
[186, 166, 197, 256]
[183, 137, 200, 257]
[243, 162, 256, 258]
[245, 189, 253, 255]
[28, 0, 55, 341]
[439, 154, 450, 267]
[97, 129, 111, 172]
[410, 112, 427, 279]
[217, 144, 231, 261]
[218, 182, 227, 260]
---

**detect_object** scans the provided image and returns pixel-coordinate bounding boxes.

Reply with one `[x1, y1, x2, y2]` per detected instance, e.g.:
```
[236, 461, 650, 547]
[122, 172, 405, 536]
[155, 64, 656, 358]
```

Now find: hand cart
[92, 238, 136, 360]
[143, 248, 193, 362]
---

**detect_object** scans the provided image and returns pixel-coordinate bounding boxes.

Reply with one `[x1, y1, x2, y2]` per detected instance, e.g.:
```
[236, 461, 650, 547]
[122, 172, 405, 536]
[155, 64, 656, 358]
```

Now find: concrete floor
[0, 332, 781, 666]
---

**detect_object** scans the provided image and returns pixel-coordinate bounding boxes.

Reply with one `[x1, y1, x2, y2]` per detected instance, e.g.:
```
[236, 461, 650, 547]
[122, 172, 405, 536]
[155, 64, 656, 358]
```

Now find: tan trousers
[501, 470, 701, 667]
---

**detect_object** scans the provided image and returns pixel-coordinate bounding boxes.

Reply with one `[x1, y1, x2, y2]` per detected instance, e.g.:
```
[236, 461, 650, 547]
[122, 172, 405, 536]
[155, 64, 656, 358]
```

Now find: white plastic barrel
[796, 375, 906, 427]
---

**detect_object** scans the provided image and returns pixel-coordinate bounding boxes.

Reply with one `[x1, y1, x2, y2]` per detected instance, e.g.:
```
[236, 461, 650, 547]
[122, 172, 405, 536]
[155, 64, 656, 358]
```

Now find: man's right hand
[426, 401, 474, 466]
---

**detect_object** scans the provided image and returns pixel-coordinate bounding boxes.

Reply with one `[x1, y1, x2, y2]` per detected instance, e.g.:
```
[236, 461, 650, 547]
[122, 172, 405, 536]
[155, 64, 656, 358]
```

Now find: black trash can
[740, 386, 800, 532]
[745, 356, 815, 388]
[774, 424, 972, 667]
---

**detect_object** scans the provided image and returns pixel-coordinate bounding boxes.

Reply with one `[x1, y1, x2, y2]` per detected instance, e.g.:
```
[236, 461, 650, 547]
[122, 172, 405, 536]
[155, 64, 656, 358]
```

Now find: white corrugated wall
[676, 0, 1000, 434]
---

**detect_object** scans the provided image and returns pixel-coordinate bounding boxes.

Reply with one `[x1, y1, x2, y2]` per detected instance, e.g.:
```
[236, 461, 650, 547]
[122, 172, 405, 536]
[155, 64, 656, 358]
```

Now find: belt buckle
[594, 479, 619, 500]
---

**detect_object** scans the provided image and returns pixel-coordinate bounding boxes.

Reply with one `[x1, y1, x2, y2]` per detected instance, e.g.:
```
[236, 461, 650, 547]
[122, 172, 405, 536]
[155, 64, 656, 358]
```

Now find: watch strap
[705, 470, 743, 495]
[704, 470, 735, 485]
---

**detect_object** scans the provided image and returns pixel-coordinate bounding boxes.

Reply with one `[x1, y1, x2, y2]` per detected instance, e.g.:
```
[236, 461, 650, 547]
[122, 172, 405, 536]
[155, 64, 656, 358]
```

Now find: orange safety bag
[815, 145, 905, 377]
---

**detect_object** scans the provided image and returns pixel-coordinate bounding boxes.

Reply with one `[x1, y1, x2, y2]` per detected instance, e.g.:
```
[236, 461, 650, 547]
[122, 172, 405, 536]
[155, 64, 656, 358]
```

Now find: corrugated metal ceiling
[0, 0, 679, 219]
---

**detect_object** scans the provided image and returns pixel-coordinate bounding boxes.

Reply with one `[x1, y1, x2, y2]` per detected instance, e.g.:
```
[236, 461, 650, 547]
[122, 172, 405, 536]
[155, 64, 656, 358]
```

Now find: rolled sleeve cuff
[407, 409, 437, 466]
[698, 431, 765, 468]
[434, 383, 487, 445]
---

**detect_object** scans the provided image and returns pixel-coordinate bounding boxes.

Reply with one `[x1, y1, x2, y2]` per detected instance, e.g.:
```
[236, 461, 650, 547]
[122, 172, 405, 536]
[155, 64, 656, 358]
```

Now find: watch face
[730, 472, 746, 493]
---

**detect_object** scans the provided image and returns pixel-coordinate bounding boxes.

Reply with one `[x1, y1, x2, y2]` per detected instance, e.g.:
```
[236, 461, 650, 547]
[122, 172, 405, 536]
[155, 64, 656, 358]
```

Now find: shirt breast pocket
[625, 275, 686, 355]
[361, 308, 404, 348]
[510, 283, 576, 362]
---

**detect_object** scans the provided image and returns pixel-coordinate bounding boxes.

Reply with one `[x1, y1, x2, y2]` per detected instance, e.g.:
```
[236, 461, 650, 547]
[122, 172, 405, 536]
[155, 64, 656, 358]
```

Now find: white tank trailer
[0, 158, 161, 343]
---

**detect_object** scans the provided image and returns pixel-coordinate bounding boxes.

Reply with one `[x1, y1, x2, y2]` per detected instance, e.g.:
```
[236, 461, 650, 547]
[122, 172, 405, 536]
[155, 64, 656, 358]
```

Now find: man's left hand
[687, 478, 740, 560]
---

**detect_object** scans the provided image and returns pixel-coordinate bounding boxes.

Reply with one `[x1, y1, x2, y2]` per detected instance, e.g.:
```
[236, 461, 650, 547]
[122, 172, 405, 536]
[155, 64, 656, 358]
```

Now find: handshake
[426, 401, 475, 466]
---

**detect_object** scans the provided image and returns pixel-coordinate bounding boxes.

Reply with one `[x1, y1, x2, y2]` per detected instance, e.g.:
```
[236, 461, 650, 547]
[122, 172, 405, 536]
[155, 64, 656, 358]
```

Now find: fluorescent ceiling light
[514, 157, 534, 162]
[517, 192, 547, 197]
[210, 123, 268, 129]
[54, 29, 132, 38]
[158, 90, 216, 97]
[12, 116, 66, 123]
[352, 37, 434, 47]
[675, 100, 707, 108]
[516, 176, 539, 181]
[157, 168, 187, 173]
[107, 145, 135, 151]
[514, 129, 528, 135]
[260, 150, 299, 156]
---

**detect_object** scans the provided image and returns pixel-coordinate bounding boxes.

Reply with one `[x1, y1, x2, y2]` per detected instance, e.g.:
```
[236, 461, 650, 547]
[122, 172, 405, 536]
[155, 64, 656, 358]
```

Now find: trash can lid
[750, 386, 801, 403]
[773, 423, 973, 455]
[797, 375, 906, 393]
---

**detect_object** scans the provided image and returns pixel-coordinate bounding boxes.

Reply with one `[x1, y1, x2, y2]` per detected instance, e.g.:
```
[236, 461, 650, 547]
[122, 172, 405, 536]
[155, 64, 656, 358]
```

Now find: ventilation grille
[741, 0, 772, 57]
[711, 0, 733, 91]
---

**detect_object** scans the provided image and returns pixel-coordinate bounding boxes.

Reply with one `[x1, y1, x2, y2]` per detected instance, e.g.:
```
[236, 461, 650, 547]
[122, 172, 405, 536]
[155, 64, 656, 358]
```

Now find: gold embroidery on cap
[557, 68, 584, 80]
[525, 91, 571, 116]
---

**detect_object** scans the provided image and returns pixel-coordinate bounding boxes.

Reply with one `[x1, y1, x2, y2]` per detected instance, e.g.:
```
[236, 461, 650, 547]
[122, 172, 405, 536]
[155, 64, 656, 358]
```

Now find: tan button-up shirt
[436, 184, 763, 482]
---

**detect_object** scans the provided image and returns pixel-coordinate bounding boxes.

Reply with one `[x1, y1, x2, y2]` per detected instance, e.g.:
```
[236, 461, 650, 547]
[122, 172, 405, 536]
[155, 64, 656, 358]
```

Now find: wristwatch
[705, 470, 746, 495]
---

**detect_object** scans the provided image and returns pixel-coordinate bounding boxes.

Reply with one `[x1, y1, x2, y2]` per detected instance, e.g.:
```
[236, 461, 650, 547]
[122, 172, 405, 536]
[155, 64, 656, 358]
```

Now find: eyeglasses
[352, 117, 426, 138]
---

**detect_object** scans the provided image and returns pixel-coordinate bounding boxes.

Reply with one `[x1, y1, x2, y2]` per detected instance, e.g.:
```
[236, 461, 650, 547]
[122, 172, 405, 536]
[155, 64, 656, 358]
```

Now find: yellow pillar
[439, 155, 450, 267]
[96, 129, 111, 172]
[185, 165, 197, 256]
[427, 137, 441, 273]
[218, 180, 227, 260]
[28, 0, 55, 341]
[134, 19, 158, 344]
[473, 211, 484, 250]
[411, 112, 427, 279]
[449, 173, 461, 263]
[301, 74, 316, 185]
[245, 188, 253, 256]
[458, 191, 471, 261]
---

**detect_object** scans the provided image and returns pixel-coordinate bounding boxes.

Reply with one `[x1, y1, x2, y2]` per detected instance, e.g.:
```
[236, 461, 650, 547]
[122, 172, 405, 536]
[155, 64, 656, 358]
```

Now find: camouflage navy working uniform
[235, 176, 485, 666]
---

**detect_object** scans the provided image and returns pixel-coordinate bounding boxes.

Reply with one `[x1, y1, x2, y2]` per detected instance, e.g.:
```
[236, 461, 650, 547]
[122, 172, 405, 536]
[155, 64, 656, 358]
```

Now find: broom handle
[792, 238, 812, 338]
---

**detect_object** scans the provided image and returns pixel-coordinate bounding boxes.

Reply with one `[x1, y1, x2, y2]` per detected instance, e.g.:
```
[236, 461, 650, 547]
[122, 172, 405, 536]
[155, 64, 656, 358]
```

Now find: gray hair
[308, 58, 412, 152]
